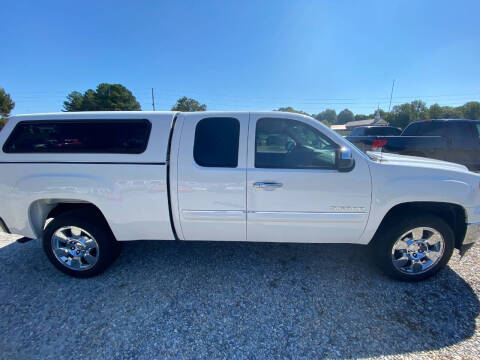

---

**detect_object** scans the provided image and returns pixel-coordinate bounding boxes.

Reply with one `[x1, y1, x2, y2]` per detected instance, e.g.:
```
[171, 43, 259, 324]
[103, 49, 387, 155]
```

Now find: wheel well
[373, 202, 467, 249]
[28, 200, 114, 240]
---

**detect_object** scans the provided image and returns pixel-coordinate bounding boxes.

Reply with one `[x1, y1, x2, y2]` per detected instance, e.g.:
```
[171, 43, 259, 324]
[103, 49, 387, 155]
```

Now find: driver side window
[255, 118, 338, 169]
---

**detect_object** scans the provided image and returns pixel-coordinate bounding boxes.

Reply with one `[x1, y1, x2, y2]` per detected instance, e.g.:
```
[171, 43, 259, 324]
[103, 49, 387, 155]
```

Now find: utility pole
[151, 88, 156, 111]
[388, 80, 395, 112]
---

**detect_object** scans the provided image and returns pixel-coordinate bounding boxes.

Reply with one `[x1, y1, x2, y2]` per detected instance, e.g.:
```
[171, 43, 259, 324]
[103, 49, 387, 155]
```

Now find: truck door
[246, 113, 371, 243]
[175, 112, 248, 241]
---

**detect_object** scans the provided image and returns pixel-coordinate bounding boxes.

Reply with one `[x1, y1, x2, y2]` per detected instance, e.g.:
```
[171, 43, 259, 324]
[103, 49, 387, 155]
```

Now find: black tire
[372, 213, 454, 281]
[43, 209, 120, 278]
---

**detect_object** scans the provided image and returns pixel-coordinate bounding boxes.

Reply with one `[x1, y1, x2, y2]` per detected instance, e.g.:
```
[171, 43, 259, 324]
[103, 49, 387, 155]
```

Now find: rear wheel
[373, 214, 454, 281]
[43, 209, 120, 277]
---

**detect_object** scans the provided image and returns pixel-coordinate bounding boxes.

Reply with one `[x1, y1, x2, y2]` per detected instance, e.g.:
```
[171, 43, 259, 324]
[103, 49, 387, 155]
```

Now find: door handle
[253, 181, 283, 190]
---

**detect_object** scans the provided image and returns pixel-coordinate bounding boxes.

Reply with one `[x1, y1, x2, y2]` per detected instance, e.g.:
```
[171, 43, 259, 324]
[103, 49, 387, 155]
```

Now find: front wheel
[43, 209, 120, 278]
[373, 214, 454, 281]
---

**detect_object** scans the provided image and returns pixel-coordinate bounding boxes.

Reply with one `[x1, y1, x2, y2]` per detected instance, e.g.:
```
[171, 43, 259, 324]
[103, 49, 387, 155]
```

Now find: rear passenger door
[175, 113, 248, 241]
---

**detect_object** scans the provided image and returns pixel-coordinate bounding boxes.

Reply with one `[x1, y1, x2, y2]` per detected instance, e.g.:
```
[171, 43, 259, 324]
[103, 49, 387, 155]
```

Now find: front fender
[359, 163, 476, 245]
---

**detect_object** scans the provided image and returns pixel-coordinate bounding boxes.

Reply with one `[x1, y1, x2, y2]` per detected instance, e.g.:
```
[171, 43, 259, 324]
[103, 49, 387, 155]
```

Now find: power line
[8, 87, 480, 115]
[9, 84, 480, 101]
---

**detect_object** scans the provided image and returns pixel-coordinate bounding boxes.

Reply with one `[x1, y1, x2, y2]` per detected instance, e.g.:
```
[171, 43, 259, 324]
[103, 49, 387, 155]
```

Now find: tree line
[0, 83, 207, 130]
[1, 83, 479, 131]
[0, 88, 15, 130]
[277, 100, 480, 129]
[62, 83, 207, 112]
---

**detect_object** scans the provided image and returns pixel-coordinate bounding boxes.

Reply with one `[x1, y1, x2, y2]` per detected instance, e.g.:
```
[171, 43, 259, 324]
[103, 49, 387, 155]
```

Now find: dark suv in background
[347, 119, 480, 171]
[350, 126, 402, 136]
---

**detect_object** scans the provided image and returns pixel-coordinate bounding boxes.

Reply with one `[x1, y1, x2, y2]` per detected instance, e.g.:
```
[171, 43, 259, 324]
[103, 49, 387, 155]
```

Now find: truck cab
[171, 112, 370, 244]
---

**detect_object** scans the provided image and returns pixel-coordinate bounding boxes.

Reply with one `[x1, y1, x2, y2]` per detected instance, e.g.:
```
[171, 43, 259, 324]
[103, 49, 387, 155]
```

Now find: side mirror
[336, 146, 355, 172]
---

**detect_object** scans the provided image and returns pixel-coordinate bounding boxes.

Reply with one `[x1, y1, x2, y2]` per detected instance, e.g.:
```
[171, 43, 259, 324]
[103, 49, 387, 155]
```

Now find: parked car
[350, 126, 402, 136]
[0, 112, 479, 281]
[346, 119, 480, 171]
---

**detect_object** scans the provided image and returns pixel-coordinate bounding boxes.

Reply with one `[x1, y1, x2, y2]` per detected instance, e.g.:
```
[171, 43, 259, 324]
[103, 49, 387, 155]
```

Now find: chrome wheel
[391, 227, 445, 274]
[51, 226, 100, 271]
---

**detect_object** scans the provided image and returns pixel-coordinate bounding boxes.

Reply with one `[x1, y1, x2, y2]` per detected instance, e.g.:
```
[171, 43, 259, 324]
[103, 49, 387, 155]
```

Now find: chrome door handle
[253, 181, 283, 189]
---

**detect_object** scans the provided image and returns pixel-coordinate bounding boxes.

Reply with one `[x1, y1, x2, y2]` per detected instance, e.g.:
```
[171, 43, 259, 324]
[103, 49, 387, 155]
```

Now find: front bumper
[460, 222, 480, 256]
[0, 217, 10, 233]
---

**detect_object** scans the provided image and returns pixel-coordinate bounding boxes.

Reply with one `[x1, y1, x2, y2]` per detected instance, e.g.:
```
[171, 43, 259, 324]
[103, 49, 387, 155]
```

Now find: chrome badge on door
[330, 206, 366, 212]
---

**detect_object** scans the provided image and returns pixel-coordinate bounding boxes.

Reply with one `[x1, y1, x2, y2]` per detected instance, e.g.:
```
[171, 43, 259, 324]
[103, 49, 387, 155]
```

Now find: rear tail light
[372, 139, 387, 151]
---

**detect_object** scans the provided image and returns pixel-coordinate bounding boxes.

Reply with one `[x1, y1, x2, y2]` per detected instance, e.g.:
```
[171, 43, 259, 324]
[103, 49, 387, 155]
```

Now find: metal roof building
[344, 111, 388, 129]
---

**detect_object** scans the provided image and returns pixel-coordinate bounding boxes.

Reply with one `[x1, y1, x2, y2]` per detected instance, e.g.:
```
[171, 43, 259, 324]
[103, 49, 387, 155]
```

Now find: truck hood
[366, 151, 469, 173]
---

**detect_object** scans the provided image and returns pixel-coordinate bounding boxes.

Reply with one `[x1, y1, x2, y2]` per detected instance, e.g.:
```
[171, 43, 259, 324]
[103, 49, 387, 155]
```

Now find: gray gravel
[0, 232, 479, 360]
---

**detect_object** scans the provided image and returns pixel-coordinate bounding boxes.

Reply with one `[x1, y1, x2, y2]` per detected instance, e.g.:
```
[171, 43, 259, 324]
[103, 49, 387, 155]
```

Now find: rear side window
[350, 128, 365, 136]
[193, 117, 240, 167]
[474, 123, 480, 138]
[402, 123, 420, 136]
[449, 122, 474, 139]
[3, 120, 151, 154]
[420, 122, 445, 136]
[404, 122, 445, 136]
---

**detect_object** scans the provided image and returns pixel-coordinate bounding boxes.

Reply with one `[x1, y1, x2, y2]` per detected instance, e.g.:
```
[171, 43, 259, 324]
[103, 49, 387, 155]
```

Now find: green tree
[0, 88, 15, 117]
[389, 100, 429, 129]
[0, 118, 7, 130]
[82, 89, 99, 110]
[63, 91, 84, 111]
[354, 114, 368, 121]
[314, 109, 337, 124]
[171, 97, 206, 112]
[429, 103, 444, 119]
[461, 101, 480, 120]
[275, 107, 311, 116]
[411, 100, 429, 118]
[0, 88, 15, 131]
[63, 83, 141, 111]
[337, 109, 355, 125]
[442, 106, 464, 119]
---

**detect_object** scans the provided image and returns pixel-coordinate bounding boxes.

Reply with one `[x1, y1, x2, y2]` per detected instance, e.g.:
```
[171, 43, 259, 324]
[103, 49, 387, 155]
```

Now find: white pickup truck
[0, 111, 478, 281]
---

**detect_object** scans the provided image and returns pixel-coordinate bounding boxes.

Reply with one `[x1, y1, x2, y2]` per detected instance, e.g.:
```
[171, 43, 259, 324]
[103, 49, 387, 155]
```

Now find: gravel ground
[0, 232, 479, 360]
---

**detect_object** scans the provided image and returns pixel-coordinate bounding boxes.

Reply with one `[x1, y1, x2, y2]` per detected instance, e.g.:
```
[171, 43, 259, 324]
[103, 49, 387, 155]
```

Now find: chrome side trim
[247, 211, 367, 223]
[181, 210, 245, 221]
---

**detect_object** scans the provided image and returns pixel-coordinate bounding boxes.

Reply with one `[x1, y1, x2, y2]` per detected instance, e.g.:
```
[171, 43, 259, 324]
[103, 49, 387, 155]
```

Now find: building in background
[344, 110, 388, 130]
[330, 124, 350, 136]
